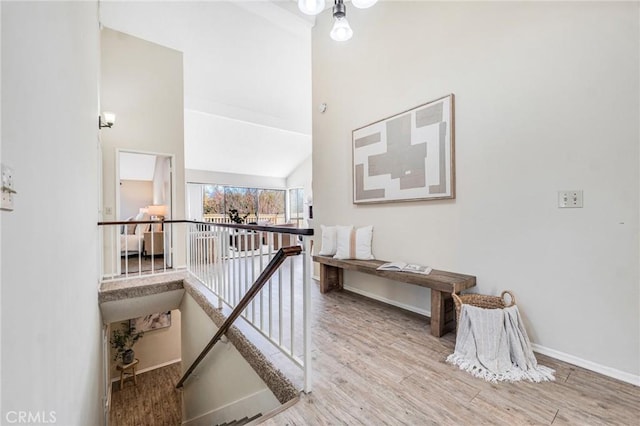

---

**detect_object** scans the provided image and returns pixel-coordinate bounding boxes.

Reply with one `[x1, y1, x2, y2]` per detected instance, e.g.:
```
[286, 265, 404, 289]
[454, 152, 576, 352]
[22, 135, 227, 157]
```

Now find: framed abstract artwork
[130, 311, 171, 332]
[352, 94, 455, 204]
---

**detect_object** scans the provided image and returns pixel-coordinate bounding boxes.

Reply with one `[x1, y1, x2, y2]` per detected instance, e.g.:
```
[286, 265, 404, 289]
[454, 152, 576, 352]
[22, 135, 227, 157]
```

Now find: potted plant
[110, 323, 144, 365]
[228, 208, 249, 224]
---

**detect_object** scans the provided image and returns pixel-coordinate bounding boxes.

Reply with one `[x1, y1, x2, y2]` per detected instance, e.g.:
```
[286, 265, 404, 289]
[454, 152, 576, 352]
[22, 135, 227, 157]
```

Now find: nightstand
[144, 232, 164, 256]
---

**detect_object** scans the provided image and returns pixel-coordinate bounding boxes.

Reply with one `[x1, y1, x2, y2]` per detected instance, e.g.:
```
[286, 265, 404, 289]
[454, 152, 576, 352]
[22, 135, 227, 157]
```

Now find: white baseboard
[531, 344, 640, 386]
[311, 274, 319, 282]
[344, 286, 639, 386]
[111, 358, 181, 383]
[343, 285, 431, 317]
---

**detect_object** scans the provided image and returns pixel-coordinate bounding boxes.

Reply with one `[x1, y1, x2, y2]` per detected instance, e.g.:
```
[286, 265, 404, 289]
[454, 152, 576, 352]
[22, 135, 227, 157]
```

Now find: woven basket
[452, 290, 516, 326]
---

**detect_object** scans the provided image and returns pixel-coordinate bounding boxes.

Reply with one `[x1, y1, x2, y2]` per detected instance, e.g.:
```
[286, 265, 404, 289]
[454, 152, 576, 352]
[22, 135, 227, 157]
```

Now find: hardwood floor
[263, 283, 639, 425]
[109, 362, 182, 426]
[109, 273, 639, 425]
[121, 254, 168, 275]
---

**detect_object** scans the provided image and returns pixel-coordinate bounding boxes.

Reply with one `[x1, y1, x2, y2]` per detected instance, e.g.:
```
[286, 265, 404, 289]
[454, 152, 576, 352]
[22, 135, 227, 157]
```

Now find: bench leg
[319, 264, 343, 294]
[430, 290, 456, 337]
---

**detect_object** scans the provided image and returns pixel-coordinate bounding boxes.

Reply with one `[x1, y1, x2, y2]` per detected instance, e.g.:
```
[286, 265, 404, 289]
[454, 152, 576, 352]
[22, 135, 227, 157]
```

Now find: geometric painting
[353, 94, 455, 203]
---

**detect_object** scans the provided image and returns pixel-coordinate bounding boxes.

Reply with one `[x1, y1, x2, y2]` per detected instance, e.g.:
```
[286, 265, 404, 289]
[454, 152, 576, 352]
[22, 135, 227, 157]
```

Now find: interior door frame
[115, 148, 176, 270]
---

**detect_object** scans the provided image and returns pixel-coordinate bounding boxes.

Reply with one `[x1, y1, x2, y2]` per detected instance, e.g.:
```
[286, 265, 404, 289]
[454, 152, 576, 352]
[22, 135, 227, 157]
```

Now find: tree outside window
[202, 185, 286, 224]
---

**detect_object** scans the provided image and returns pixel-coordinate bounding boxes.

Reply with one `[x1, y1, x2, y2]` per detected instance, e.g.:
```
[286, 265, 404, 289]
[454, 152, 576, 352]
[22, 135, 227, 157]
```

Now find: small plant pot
[123, 349, 135, 364]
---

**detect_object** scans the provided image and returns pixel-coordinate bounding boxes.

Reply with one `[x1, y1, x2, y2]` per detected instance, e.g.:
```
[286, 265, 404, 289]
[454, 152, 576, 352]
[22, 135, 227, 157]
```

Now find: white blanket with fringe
[446, 303, 555, 383]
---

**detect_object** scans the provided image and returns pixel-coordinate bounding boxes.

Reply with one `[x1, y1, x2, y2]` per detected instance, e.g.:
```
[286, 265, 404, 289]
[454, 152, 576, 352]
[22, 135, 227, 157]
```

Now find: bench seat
[312, 255, 476, 337]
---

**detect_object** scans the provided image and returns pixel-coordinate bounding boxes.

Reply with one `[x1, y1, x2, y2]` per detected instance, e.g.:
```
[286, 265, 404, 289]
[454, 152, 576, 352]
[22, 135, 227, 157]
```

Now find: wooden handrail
[175, 245, 303, 389]
[97, 219, 314, 236]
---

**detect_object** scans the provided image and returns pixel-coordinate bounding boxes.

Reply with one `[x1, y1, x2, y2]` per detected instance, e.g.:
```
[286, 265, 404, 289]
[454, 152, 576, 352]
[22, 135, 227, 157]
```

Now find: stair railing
[176, 245, 302, 389]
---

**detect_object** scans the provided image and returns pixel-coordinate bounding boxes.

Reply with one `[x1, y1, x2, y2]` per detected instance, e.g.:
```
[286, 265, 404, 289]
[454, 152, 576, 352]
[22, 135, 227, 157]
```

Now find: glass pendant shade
[330, 17, 353, 41]
[298, 0, 325, 15]
[351, 0, 377, 8]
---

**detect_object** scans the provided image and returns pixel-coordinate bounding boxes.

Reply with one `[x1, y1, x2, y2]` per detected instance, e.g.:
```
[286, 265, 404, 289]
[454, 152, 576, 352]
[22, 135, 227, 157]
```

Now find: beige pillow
[333, 225, 374, 260]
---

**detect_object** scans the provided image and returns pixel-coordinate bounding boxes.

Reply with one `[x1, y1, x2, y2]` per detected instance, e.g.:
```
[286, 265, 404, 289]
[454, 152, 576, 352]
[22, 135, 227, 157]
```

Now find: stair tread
[217, 413, 261, 426]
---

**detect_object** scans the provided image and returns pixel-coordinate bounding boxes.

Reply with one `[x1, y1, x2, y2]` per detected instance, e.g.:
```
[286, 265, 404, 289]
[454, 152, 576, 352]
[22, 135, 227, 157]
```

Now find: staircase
[218, 413, 261, 426]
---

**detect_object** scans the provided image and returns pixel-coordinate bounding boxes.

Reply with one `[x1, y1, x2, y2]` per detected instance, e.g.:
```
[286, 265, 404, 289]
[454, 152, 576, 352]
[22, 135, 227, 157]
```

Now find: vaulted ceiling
[100, 0, 313, 178]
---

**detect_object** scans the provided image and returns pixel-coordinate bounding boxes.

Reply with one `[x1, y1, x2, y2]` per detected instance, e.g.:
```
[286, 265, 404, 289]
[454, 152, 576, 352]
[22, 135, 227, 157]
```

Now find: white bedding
[120, 234, 144, 254]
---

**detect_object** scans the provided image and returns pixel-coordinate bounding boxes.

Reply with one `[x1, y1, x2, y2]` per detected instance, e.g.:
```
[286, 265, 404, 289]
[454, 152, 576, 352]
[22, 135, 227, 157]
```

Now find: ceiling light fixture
[298, 0, 325, 16]
[351, 0, 377, 9]
[298, 0, 377, 42]
[330, 0, 352, 41]
[330, 16, 353, 42]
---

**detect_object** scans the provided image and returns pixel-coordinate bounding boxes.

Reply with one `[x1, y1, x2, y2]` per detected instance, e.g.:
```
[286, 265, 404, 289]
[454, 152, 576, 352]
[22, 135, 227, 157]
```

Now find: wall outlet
[558, 190, 583, 208]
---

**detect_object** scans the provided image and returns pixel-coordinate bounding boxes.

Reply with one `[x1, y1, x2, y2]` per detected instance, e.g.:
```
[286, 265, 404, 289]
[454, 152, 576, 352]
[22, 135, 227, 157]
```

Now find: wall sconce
[98, 112, 116, 129]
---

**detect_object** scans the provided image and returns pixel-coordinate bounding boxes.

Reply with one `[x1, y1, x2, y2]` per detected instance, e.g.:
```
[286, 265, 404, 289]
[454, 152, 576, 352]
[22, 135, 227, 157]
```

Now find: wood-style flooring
[109, 362, 182, 426]
[263, 284, 639, 425]
[110, 276, 639, 425]
[120, 255, 169, 276]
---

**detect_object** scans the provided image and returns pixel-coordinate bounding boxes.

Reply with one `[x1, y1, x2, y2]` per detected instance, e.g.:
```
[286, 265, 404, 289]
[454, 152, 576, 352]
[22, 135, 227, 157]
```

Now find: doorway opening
[116, 150, 174, 274]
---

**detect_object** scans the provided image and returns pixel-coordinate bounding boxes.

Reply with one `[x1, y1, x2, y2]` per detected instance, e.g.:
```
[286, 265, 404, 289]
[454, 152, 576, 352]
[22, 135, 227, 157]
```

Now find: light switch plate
[558, 190, 583, 208]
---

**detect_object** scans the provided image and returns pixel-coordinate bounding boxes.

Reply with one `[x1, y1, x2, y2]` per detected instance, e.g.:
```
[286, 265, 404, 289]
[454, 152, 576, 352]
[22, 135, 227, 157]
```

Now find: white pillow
[123, 217, 136, 235]
[333, 225, 374, 260]
[134, 212, 151, 235]
[318, 225, 337, 256]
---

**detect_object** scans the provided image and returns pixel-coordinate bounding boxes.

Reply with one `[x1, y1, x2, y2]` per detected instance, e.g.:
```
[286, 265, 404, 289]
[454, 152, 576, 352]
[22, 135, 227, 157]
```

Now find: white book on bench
[376, 261, 432, 275]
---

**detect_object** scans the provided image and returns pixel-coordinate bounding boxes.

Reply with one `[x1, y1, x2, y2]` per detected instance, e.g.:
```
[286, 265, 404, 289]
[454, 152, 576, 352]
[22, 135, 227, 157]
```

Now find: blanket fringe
[446, 353, 555, 384]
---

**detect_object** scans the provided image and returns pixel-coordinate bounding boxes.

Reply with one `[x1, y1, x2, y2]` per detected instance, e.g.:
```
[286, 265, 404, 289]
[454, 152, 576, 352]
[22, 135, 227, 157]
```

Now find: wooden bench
[313, 255, 476, 337]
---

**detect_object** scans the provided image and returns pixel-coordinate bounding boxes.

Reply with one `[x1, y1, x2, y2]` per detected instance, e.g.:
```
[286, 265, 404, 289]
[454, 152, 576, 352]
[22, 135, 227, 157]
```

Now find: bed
[120, 213, 150, 256]
[120, 233, 144, 255]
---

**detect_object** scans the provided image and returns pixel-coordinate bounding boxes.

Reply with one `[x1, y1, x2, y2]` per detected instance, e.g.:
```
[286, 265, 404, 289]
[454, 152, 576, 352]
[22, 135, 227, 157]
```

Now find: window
[203, 185, 224, 215]
[288, 188, 304, 227]
[202, 185, 286, 224]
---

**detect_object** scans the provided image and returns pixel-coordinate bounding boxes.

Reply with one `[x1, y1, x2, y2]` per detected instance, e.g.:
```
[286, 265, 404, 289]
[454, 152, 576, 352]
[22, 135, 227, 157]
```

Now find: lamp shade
[147, 204, 167, 217]
[351, 0, 377, 9]
[298, 0, 325, 15]
[330, 17, 353, 41]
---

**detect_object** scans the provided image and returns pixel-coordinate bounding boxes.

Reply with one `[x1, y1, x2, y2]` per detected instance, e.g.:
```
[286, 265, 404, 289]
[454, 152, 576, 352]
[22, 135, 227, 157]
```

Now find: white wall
[100, 1, 312, 180]
[0, 0, 3, 417]
[286, 155, 313, 227]
[109, 309, 181, 380]
[187, 183, 204, 221]
[101, 28, 186, 267]
[1, 1, 103, 423]
[152, 156, 171, 209]
[120, 180, 153, 219]
[180, 293, 278, 424]
[101, 28, 185, 222]
[186, 169, 287, 190]
[286, 155, 312, 196]
[312, 2, 639, 380]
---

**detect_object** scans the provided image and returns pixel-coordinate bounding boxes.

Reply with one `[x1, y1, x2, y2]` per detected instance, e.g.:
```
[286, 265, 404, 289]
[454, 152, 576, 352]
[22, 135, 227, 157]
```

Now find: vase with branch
[110, 323, 144, 365]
